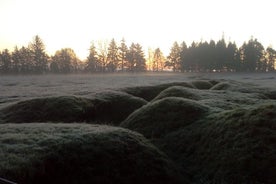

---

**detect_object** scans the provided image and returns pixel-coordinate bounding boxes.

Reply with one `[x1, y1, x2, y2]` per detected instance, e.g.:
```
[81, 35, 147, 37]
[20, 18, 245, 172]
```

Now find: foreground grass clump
[121, 82, 195, 101]
[0, 91, 146, 124]
[0, 96, 92, 123]
[0, 123, 187, 184]
[121, 97, 209, 138]
[158, 103, 276, 184]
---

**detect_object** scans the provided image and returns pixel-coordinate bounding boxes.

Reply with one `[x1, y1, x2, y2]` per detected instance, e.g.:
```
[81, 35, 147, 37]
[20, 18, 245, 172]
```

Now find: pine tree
[29, 35, 48, 73]
[118, 38, 128, 71]
[107, 38, 119, 72]
[167, 42, 181, 72]
[0, 49, 12, 74]
[86, 43, 99, 72]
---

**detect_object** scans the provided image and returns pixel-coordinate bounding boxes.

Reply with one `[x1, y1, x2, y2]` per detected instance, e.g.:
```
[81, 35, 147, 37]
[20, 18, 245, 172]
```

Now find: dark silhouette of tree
[152, 48, 164, 71]
[52, 48, 78, 73]
[225, 42, 238, 71]
[215, 38, 227, 70]
[0, 49, 12, 74]
[241, 38, 265, 72]
[11, 46, 21, 73]
[118, 38, 128, 71]
[86, 42, 99, 72]
[107, 38, 119, 72]
[265, 47, 276, 71]
[167, 42, 181, 72]
[97, 40, 108, 72]
[127, 43, 146, 72]
[29, 35, 48, 73]
[19, 46, 34, 73]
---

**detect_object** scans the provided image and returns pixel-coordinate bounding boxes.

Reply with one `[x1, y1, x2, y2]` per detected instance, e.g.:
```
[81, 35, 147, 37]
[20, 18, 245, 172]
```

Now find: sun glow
[1, 0, 276, 59]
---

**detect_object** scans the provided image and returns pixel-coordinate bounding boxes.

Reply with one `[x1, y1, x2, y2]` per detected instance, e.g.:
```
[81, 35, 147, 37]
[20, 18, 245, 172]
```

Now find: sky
[0, 0, 276, 59]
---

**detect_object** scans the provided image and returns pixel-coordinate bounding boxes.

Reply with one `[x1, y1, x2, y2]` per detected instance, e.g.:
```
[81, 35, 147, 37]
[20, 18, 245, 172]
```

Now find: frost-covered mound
[121, 81, 195, 101]
[121, 97, 210, 138]
[0, 123, 186, 184]
[159, 103, 276, 184]
[121, 80, 276, 184]
[1, 79, 276, 183]
[0, 91, 146, 124]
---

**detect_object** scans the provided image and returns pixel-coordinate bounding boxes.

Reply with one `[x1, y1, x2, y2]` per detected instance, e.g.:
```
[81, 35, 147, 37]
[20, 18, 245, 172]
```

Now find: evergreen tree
[29, 35, 48, 73]
[167, 42, 181, 72]
[118, 38, 128, 71]
[179, 41, 187, 72]
[152, 48, 164, 71]
[0, 49, 12, 74]
[127, 43, 146, 72]
[19, 46, 34, 73]
[241, 38, 265, 72]
[86, 43, 99, 72]
[97, 40, 108, 72]
[265, 47, 276, 71]
[215, 38, 227, 70]
[225, 42, 238, 71]
[107, 38, 119, 72]
[11, 46, 21, 73]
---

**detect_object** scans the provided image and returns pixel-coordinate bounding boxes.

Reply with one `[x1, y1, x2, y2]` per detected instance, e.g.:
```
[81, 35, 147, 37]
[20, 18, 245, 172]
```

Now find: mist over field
[0, 72, 276, 184]
[1, 72, 275, 108]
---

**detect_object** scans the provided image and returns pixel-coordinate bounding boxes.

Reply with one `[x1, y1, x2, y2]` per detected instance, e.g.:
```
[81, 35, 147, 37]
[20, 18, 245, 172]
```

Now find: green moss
[158, 102, 276, 184]
[121, 97, 209, 138]
[0, 123, 187, 184]
[121, 82, 195, 101]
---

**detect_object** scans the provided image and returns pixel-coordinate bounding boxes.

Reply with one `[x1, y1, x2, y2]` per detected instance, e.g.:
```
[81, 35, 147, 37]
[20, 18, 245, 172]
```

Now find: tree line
[0, 35, 276, 74]
[166, 37, 276, 72]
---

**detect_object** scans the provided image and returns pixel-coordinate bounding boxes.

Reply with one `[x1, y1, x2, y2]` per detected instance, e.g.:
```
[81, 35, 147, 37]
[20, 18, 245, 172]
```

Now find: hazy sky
[0, 0, 275, 59]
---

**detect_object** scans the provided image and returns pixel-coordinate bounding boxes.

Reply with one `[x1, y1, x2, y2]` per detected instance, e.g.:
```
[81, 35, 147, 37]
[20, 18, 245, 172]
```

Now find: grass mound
[0, 123, 187, 184]
[158, 102, 276, 184]
[152, 86, 201, 101]
[121, 97, 210, 138]
[190, 80, 213, 89]
[0, 96, 92, 123]
[87, 90, 147, 124]
[121, 82, 195, 101]
[0, 91, 146, 124]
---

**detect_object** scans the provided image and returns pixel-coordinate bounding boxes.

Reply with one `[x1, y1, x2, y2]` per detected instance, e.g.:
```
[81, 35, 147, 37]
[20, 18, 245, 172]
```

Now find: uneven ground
[0, 73, 275, 184]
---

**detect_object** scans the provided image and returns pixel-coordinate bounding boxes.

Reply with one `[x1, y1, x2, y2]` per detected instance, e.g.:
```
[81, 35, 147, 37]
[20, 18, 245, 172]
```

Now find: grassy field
[0, 73, 275, 183]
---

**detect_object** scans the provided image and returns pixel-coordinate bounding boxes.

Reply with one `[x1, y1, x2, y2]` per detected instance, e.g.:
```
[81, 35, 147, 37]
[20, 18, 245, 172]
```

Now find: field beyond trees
[0, 73, 275, 184]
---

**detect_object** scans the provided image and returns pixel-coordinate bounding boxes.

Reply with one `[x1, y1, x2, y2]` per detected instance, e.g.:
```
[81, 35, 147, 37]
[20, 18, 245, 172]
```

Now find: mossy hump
[121, 97, 209, 138]
[0, 123, 187, 184]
